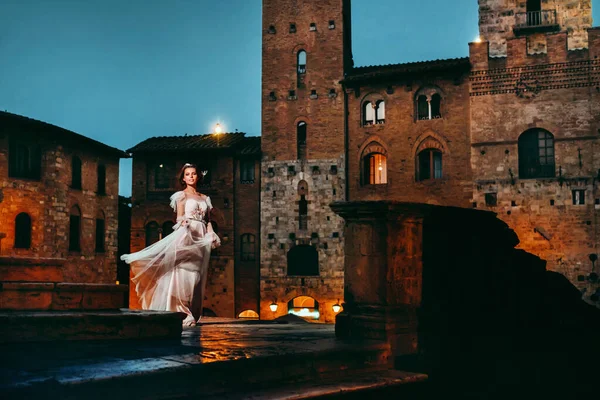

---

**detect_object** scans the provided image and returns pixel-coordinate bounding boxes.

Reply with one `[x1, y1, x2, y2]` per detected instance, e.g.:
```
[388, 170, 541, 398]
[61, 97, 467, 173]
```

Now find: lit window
[363, 153, 387, 185]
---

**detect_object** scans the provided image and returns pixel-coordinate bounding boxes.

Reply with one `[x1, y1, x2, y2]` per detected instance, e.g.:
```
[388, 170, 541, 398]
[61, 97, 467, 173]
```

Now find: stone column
[331, 201, 428, 362]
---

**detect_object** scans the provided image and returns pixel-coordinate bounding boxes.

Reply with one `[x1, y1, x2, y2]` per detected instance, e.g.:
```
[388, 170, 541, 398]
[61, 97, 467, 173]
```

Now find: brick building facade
[260, 0, 353, 322]
[0, 111, 125, 283]
[126, 133, 261, 318]
[261, 0, 599, 313]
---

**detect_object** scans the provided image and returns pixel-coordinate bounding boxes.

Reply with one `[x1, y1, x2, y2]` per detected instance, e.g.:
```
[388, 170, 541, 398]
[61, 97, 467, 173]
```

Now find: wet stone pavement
[1, 317, 420, 399]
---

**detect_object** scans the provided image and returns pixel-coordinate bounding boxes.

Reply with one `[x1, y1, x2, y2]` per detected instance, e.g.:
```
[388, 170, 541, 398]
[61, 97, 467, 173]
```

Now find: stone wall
[0, 127, 120, 284]
[469, 28, 600, 300]
[260, 158, 345, 322]
[478, 0, 592, 57]
[345, 74, 473, 207]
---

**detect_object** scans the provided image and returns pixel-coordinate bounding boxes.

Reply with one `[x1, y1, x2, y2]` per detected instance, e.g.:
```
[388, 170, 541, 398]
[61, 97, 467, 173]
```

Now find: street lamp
[332, 300, 341, 313]
[269, 301, 278, 312]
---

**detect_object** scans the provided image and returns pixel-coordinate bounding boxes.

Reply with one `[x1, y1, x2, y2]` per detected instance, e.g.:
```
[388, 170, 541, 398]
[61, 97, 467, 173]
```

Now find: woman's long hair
[177, 163, 203, 189]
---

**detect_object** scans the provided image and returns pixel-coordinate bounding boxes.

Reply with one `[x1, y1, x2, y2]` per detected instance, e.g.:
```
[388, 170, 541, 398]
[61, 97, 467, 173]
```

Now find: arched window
[297, 121, 307, 160]
[375, 101, 385, 124]
[287, 245, 319, 276]
[241, 233, 256, 261]
[363, 153, 387, 185]
[145, 221, 159, 247]
[518, 129, 555, 179]
[161, 221, 175, 239]
[69, 205, 81, 251]
[416, 149, 443, 181]
[363, 101, 374, 126]
[415, 87, 443, 120]
[95, 211, 105, 253]
[297, 50, 307, 74]
[299, 195, 308, 230]
[97, 164, 106, 195]
[297, 50, 307, 88]
[14, 213, 32, 249]
[71, 156, 82, 189]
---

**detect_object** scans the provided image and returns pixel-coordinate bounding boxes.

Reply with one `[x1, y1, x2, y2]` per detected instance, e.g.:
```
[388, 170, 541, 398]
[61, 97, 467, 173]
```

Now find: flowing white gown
[120, 191, 220, 325]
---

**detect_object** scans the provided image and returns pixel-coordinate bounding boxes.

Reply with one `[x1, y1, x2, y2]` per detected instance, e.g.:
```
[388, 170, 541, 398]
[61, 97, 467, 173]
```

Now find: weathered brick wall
[261, 0, 347, 161]
[0, 133, 120, 283]
[234, 157, 261, 316]
[260, 159, 345, 323]
[346, 76, 473, 207]
[479, 0, 592, 57]
[469, 27, 600, 299]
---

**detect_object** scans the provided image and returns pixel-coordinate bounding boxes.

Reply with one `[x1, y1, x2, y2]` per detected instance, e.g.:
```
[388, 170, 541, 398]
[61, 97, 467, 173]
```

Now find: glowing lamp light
[474, 36, 482, 43]
[332, 300, 341, 313]
[214, 123, 222, 134]
[269, 301, 278, 312]
[159, 164, 163, 168]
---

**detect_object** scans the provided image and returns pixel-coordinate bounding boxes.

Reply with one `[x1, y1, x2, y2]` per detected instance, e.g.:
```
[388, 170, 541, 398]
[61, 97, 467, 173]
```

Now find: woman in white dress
[121, 163, 220, 326]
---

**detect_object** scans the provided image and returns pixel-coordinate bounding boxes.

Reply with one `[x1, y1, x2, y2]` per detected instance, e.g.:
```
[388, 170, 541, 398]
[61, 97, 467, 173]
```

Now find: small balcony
[514, 10, 560, 36]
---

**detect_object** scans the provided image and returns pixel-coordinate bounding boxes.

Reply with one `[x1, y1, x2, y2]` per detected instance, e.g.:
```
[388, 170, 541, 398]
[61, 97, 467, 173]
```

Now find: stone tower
[478, 0, 592, 57]
[260, 0, 352, 322]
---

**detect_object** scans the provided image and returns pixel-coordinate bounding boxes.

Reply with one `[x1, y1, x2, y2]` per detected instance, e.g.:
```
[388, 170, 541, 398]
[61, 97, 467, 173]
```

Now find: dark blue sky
[1, 1, 598, 196]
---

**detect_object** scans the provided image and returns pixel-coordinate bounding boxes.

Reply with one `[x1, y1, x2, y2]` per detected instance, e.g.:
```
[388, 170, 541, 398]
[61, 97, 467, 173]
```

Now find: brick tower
[260, 0, 352, 322]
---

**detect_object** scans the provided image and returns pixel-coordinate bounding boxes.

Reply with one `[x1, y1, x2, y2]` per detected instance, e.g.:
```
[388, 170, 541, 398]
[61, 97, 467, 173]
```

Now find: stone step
[0, 282, 128, 311]
[0, 309, 183, 343]
[0, 256, 64, 282]
[1, 337, 404, 399]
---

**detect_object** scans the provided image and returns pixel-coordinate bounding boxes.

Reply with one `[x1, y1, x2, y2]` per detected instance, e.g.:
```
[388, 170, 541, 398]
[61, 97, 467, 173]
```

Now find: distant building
[127, 132, 261, 318]
[0, 111, 127, 283]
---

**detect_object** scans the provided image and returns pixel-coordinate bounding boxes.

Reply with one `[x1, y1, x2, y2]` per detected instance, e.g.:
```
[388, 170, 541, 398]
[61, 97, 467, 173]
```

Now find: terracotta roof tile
[343, 57, 471, 84]
[127, 132, 261, 155]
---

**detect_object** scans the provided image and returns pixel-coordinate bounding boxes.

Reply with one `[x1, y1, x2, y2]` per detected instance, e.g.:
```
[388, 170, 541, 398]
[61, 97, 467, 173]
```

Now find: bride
[121, 163, 220, 326]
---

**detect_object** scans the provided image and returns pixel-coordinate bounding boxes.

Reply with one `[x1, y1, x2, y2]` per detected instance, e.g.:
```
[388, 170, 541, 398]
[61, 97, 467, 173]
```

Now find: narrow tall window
[363, 102, 374, 125]
[299, 195, 308, 230]
[240, 160, 255, 183]
[297, 50, 307, 88]
[241, 233, 256, 261]
[297, 121, 307, 160]
[95, 213, 105, 253]
[71, 156, 82, 189]
[430, 94, 441, 118]
[14, 213, 32, 249]
[375, 101, 385, 124]
[518, 129, 555, 179]
[363, 153, 387, 185]
[145, 221, 160, 247]
[9, 140, 42, 180]
[417, 149, 443, 181]
[97, 164, 106, 195]
[417, 95, 429, 120]
[69, 205, 81, 251]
